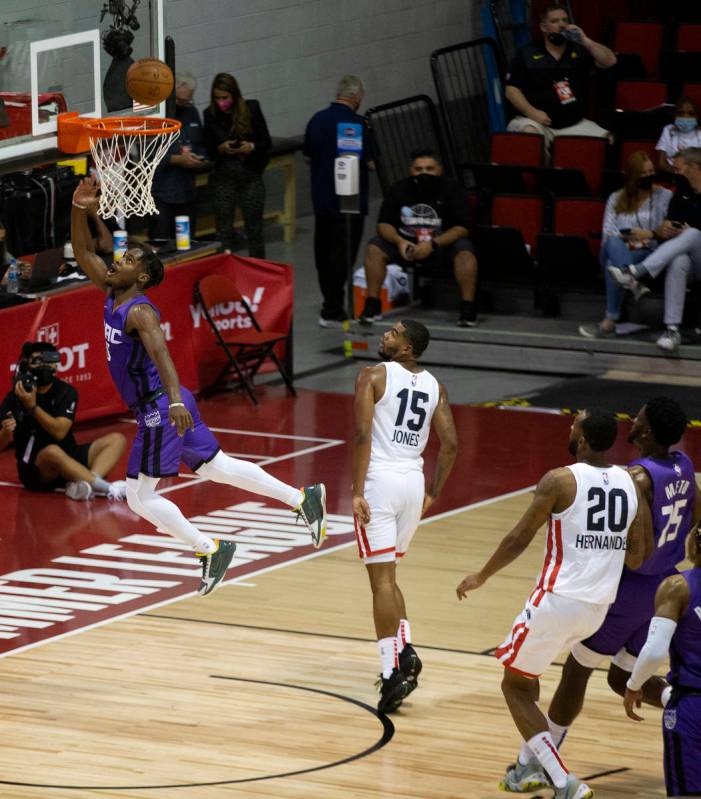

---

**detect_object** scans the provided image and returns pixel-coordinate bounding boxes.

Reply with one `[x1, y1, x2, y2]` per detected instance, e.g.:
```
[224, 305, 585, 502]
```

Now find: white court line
[0, 481, 22, 488]
[0, 484, 535, 660]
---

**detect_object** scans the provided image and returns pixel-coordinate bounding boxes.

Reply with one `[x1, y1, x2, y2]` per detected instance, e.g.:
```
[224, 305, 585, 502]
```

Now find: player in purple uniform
[624, 526, 701, 798]
[502, 396, 700, 793]
[70, 177, 327, 596]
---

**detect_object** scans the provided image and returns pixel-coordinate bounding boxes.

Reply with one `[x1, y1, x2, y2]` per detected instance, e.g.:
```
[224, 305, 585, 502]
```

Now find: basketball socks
[527, 731, 569, 790]
[547, 716, 569, 749]
[397, 619, 411, 654]
[378, 637, 399, 679]
[91, 474, 111, 494]
[517, 740, 536, 766]
[196, 451, 302, 507]
[126, 476, 217, 554]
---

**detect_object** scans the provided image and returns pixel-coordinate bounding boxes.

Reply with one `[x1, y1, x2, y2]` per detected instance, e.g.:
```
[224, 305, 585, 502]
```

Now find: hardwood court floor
[0, 491, 674, 799]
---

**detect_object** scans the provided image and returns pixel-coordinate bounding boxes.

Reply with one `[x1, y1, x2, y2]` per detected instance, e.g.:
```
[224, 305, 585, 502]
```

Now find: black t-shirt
[378, 175, 470, 243]
[0, 379, 79, 466]
[666, 187, 701, 230]
[506, 42, 594, 129]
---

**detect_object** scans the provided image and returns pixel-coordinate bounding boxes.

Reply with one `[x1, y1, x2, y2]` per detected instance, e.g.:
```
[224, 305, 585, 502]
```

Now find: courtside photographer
[0, 341, 128, 500]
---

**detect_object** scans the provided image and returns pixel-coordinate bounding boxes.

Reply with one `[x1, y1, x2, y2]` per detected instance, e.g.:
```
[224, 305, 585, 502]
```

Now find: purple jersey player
[71, 177, 327, 597]
[625, 527, 701, 797]
[504, 397, 700, 795]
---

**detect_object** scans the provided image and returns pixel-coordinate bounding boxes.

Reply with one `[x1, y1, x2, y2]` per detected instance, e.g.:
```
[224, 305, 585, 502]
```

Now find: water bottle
[6, 259, 19, 294]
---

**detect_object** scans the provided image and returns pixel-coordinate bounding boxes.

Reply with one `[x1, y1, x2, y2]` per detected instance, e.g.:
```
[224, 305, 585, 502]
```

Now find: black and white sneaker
[399, 644, 422, 692]
[358, 297, 383, 326]
[197, 540, 236, 596]
[376, 668, 411, 714]
[296, 484, 327, 548]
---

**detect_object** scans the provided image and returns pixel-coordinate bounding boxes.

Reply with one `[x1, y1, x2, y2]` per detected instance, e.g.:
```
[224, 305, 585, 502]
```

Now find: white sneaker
[65, 480, 94, 501]
[607, 266, 650, 301]
[656, 328, 682, 352]
[106, 480, 128, 501]
[499, 760, 550, 792]
[553, 773, 594, 799]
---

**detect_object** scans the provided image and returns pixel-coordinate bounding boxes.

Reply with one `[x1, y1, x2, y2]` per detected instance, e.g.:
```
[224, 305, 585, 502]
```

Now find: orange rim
[58, 112, 181, 153]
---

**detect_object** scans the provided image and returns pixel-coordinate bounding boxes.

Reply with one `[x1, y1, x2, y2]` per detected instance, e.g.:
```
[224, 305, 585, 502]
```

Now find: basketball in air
[125, 58, 174, 106]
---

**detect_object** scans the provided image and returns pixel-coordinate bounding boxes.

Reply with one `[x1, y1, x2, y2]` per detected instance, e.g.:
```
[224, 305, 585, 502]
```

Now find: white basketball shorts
[495, 588, 609, 678]
[354, 469, 424, 564]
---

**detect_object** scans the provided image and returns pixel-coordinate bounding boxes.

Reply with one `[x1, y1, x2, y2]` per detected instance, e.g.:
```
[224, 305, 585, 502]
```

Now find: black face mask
[637, 175, 655, 190]
[33, 366, 55, 387]
[414, 173, 439, 187]
[547, 32, 566, 46]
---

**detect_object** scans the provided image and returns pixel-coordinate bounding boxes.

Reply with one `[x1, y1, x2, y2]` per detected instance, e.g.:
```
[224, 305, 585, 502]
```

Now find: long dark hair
[209, 72, 252, 139]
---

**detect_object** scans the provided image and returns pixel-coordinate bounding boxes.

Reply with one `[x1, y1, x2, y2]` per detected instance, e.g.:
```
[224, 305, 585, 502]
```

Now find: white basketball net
[89, 118, 180, 219]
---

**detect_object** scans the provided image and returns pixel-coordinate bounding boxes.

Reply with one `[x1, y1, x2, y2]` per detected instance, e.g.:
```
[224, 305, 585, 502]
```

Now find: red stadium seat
[491, 194, 545, 254]
[490, 132, 545, 167]
[552, 197, 606, 259]
[614, 22, 664, 77]
[615, 80, 668, 112]
[619, 139, 659, 169]
[682, 82, 701, 109]
[677, 24, 701, 52]
[551, 136, 607, 196]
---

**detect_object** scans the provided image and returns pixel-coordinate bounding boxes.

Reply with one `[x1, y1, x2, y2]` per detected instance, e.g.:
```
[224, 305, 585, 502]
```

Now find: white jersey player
[456, 409, 652, 799]
[353, 320, 457, 714]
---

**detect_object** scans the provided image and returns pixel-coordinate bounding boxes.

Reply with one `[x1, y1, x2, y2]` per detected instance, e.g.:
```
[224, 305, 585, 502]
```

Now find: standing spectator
[203, 73, 271, 257]
[304, 75, 373, 328]
[656, 96, 701, 174]
[579, 151, 672, 338]
[609, 147, 701, 352]
[357, 149, 478, 328]
[505, 3, 616, 151]
[149, 72, 208, 240]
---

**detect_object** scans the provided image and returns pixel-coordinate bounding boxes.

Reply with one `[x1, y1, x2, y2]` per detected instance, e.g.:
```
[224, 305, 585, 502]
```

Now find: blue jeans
[601, 237, 652, 321]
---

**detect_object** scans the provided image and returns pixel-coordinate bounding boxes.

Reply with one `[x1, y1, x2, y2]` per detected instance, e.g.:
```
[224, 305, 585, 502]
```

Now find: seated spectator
[656, 97, 701, 174]
[0, 220, 14, 281]
[505, 3, 616, 152]
[0, 342, 128, 500]
[609, 147, 701, 352]
[579, 151, 672, 339]
[149, 72, 208, 241]
[204, 72, 272, 257]
[357, 148, 478, 327]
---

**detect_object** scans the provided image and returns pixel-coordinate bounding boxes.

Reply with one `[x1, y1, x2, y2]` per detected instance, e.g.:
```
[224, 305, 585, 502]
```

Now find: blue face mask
[675, 117, 698, 133]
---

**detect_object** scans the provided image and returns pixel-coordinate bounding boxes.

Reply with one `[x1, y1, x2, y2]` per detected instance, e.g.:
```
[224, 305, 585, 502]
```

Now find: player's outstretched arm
[70, 177, 109, 290]
[126, 304, 193, 437]
[424, 382, 457, 516]
[624, 574, 689, 720]
[625, 478, 653, 570]
[456, 468, 565, 599]
[352, 365, 382, 526]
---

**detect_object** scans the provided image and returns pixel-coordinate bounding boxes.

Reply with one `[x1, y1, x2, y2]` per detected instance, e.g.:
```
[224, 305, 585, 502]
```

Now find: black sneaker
[457, 300, 478, 327]
[377, 668, 411, 714]
[197, 539, 236, 596]
[296, 483, 327, 548]
[358, 296, 382, 326]
[399, 644, 422, 692]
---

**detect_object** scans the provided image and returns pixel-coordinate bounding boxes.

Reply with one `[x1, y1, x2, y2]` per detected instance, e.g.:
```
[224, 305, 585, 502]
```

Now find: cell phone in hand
[619, 228, 632, 235]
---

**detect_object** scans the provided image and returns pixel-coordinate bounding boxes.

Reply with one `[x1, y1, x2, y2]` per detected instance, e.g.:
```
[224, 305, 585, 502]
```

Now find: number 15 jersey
[368, 361, 440, 476]
[542, 463, 639, 605]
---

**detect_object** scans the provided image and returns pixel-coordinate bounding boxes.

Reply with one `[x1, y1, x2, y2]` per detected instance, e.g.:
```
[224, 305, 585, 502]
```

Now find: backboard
[0, 0, 164, 168]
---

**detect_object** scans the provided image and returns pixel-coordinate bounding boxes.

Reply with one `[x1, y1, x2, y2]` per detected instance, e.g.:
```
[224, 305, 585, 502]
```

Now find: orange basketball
[125, 58, 174, 106]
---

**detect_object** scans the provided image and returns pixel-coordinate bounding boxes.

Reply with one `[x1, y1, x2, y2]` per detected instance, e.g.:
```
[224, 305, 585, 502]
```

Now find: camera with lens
[14, 349, 61, 392]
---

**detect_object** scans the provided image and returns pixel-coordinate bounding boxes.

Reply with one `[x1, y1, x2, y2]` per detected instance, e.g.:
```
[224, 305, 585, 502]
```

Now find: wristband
[169, 402, 185, 408]
[72, 201, 87, 210]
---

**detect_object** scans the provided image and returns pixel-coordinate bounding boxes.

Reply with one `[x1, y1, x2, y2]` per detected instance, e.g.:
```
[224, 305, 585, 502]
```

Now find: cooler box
[353, 264, 411, 316]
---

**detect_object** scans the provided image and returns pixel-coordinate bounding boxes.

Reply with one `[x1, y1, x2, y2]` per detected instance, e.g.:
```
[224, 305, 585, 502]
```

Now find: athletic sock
[517, 740, 537, 766]
[378, 637, 399, 679]
[196, 451, 301, 507]
[91, 474, 111, 494]
[527, 731, 569, 790]
[547, 716, 569, 749]
[397, 619, 411, 653]
[661, 685, 672, 707]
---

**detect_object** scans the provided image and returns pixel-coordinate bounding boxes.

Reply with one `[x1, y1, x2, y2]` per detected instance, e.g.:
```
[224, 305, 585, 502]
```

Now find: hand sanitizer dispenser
[334, 154, 359, 196]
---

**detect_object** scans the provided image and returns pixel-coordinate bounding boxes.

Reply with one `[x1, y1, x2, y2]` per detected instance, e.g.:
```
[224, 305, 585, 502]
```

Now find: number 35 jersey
[368, 361, 440, 476]
[544, 463, 638, 605]
[629, 452, 695, 576]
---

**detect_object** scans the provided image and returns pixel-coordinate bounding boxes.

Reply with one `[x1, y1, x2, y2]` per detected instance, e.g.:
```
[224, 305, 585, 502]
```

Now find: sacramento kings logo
[664, 708, 677, 730]
[144, 409, 162, 428]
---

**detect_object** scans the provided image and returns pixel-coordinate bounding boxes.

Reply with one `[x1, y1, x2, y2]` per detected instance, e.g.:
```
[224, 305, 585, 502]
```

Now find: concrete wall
[166, 0, 481, 137]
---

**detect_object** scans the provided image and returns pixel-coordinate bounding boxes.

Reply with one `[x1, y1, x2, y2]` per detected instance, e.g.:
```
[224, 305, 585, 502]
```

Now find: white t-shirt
[368, 361, 440, 475]
[656, 124, 701, 165]
[602, 186, 672, 239]
[538, 463, 638, 605]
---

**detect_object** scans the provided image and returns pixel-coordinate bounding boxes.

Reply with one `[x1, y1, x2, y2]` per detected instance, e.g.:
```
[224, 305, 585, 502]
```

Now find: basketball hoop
[58, 112, 181, 219]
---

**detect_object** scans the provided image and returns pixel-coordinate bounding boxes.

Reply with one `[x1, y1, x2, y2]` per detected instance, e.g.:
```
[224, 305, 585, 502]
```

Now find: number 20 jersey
[629, 452, 695, 576]
[544, 463, 638, 605]
[368, 361, 440, 475]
